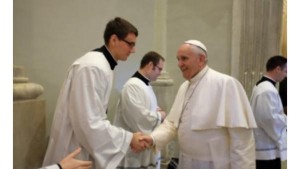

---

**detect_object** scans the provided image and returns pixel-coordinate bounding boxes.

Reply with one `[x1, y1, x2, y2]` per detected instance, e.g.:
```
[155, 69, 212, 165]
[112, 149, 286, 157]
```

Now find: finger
[77, 160, 92, 166]
[138, 143, 146, 151]
[135, 132, 142, 136]
[66, 147, 82, 158]
[139, 136, 146, 141]
[82, 165, 92, 169]
[142, 141, 149, 148]
[80, 161, 92, 166]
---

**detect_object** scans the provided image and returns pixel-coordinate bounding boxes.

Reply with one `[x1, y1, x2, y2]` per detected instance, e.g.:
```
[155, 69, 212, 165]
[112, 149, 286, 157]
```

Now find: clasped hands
[130, 132, 154, 153]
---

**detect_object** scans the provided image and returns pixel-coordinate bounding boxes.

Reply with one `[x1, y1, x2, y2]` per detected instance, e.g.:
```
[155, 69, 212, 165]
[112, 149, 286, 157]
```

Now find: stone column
[152, 1, 177, 168]
[13, 65, 47, 169]
[231, 0, 284, 96]
[151, 71, 174, 111]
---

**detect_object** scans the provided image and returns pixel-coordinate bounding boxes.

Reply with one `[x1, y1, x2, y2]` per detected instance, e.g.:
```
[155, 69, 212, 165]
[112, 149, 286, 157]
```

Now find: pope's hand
[130, 132, 148, 153]
[139, 135, 153, 148]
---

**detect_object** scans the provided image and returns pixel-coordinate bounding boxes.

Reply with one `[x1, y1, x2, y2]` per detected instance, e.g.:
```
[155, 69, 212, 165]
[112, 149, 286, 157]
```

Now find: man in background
[114, 51, 166, 169]
[279, 77, 287, 115]
[250, 55, 287, 169]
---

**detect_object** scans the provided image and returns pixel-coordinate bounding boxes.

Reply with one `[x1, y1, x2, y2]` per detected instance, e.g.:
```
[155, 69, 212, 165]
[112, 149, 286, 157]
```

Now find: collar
[132, 71, 150, 86]
[256, 76, 276, 86]
[92, 45, 117, 70]
[189, 65, 209, 84]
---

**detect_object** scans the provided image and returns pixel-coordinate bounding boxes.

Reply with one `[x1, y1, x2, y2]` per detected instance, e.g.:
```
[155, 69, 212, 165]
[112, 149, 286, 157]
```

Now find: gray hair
[185, 41, 208, 63]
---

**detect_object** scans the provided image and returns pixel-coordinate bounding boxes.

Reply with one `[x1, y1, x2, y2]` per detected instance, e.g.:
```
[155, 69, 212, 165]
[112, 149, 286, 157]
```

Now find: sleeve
[228, 128, 256, 169]
[120, 82, 161, 133]
[39, 164, 60, 169]
[252, 91, 287, 149]
[151, 119, 177, 150]
[68, 66, 132, 169]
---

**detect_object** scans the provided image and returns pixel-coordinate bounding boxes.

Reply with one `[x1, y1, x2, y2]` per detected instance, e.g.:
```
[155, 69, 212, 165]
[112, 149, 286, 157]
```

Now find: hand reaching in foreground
[59, 147, 92, 169]
[130, 132, 150, 153]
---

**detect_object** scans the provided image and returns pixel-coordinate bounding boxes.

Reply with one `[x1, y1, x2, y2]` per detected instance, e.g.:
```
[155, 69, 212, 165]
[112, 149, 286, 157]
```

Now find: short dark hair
[140, 51, 165, 69]
[266, 55, 287, 71]
[104, 17, 138, 45]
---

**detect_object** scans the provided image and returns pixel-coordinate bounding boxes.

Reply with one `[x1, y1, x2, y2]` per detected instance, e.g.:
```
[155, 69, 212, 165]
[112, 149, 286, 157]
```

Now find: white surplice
[151, 66, 257, 169]
[43, 47, 133, 169]
[250, 78, 287, 161]
[114, 75, 161, 169]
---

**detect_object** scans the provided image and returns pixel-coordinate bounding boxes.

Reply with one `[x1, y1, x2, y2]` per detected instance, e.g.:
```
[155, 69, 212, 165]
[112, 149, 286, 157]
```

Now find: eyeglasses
[155, 66, 163, 72]
[121, 39, 135, 48]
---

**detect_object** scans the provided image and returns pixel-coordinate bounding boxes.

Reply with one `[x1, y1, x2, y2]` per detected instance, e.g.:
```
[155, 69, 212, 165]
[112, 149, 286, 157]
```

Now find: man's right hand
[130, 132, 148, 153]
[139, 135, 153, 148]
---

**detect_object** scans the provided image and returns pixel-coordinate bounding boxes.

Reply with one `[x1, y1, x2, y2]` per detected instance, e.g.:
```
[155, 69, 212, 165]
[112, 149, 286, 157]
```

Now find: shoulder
[253, 81, 277, 95]
[123, 77, 147, 91]
[207, 69, 238, 85]
[125, 77, 145, 86]
[72, 51, 111, 74]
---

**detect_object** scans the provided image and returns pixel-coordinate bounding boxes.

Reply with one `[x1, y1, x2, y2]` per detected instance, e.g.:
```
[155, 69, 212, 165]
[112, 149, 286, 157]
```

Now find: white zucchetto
[184, 40, 207, 52]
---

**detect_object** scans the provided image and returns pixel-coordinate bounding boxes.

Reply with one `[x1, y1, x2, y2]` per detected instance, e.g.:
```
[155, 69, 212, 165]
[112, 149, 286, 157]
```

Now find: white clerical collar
[189, 65, 209, 84]
[263, 75, 276, 82]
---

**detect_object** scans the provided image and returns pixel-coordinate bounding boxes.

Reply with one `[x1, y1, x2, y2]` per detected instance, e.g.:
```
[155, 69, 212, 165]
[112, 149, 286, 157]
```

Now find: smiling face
[176, 44, 206, 80]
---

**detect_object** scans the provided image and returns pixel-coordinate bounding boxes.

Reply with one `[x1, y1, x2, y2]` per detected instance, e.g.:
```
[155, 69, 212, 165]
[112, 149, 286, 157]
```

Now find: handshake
[130, 132, 154, 153]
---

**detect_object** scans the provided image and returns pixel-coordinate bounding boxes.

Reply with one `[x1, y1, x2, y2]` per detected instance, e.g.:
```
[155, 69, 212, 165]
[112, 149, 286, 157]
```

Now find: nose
[130, 47, 136, 53]
[178, 60, 183, 67]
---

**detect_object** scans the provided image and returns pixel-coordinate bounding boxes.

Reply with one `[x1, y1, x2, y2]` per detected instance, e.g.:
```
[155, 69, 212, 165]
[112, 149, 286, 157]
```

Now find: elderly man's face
[177, 44, 203, 80]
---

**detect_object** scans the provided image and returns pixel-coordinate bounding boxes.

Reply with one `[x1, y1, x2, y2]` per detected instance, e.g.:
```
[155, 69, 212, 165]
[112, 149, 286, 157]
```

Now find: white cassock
[250, 77, 287, 161]
[151, 66, 257, 169]
[114, 72, 162, 169]
[42, 46, 133, 169]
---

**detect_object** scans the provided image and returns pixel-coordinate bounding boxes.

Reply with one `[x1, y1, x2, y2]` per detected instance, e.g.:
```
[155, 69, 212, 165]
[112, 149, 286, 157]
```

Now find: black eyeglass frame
[155, 65, 163, 71]
[121, 39, 135, 48]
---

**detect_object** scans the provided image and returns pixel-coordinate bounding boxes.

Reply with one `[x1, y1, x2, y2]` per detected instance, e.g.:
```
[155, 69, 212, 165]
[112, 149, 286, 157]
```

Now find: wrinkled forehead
[177, 44, 196, 57]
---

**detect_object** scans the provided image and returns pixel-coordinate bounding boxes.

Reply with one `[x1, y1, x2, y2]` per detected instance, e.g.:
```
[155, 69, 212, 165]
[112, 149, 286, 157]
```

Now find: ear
[109, 34, 118, 46]
[275, 66, 282, 72]
[148, 61, 154, 69]
[198, 54, 206, 65]
[146, 61, 157, 72]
